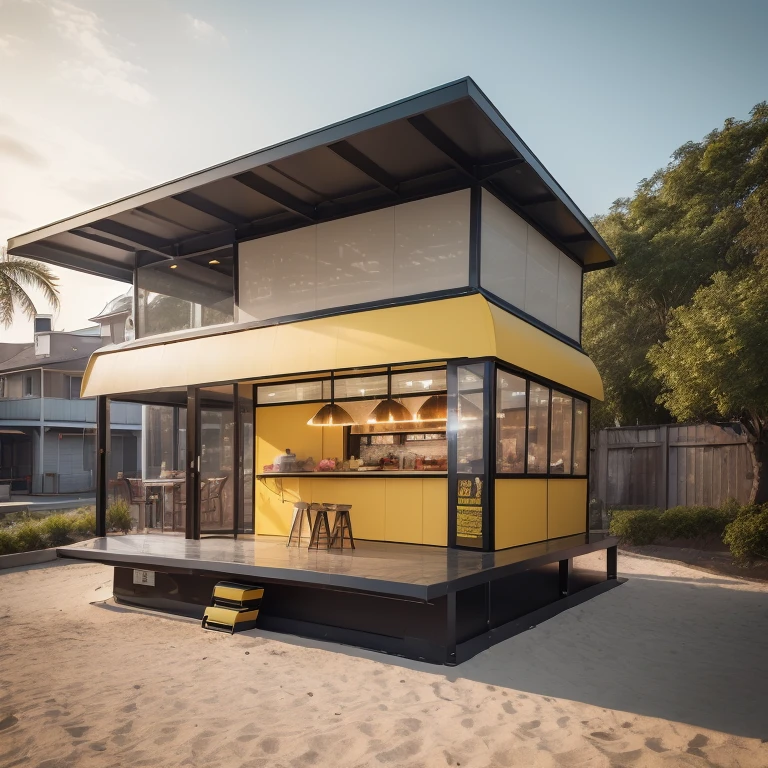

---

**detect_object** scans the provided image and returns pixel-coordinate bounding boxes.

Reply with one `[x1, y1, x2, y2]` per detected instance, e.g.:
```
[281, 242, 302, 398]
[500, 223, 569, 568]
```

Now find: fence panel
[592, 422, 755, 511]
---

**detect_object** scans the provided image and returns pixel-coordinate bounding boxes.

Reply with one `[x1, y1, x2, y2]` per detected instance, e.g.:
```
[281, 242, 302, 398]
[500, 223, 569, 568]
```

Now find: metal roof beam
[407, 115, 475, 180]
[87, 220, 173, 256]
[328, 141, 400, 195]
[70, 229, 136, 252]
[519, 192, 557, 206]
[476, 156, 525, 180]
[12, 243, 134, 283]
[233, 172, 316, 222]
[172, 191, 248, 227]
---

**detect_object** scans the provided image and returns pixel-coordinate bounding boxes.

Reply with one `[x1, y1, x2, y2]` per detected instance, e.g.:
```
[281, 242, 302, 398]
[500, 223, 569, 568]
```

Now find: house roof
[7, 78, 615, 283]
[0, 332, 102, 374]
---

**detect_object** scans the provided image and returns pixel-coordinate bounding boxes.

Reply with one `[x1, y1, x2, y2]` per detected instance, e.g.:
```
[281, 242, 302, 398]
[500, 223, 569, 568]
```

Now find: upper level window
[136, 248, 234, 338]
[237, 190, 470, 324]
[480, 190, 582, 342]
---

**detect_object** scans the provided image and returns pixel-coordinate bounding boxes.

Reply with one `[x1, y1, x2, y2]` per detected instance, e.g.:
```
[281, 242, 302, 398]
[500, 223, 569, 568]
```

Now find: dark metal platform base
[72, 533, 622, 665]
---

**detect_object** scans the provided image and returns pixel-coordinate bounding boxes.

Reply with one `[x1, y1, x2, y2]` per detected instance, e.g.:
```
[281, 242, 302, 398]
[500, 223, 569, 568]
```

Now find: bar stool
[308, 503, 331, 550]
[287, 502, 312, 547]
[325, 503, 355, 550]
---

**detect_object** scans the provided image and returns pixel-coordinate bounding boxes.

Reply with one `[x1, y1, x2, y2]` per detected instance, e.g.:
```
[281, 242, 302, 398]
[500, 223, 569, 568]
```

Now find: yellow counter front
[255, 474, 447, 546]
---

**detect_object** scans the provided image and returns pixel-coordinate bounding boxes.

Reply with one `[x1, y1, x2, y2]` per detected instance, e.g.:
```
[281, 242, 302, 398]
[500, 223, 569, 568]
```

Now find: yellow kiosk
[8, 78, 619, 663]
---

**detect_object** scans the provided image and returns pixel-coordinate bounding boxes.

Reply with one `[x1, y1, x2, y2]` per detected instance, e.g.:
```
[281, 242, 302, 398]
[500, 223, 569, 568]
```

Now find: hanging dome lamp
[307, 372, 356, 426]
[367, 366, 414, 424]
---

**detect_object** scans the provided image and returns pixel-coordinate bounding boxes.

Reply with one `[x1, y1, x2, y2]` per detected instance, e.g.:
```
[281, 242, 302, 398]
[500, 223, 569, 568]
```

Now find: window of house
[24, 375, 33, 397]
[496, 371, 527, 473]
[0, 377, 5, 398]
[69, 376, 83, 401]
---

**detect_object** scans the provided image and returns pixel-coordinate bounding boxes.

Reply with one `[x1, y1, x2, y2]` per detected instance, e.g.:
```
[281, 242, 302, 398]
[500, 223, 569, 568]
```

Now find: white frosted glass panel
[524, 227, 559, 327]
[316, 207, 394, 310]
[394, 189, 470, 295]
[556, 252, 582, 340]
[238, 228, 316, 321]
[480, 190, 527, 309]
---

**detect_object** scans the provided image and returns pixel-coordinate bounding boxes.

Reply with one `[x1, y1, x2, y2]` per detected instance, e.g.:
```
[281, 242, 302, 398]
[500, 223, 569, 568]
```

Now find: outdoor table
[144, 477, 185, 532]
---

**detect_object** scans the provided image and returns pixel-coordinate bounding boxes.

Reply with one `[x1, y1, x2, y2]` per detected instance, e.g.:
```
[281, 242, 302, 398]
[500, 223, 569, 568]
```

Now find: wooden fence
[590, 423, 757, 512]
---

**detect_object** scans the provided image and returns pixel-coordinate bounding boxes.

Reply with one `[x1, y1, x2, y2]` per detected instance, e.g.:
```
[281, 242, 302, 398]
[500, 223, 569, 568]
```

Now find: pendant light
[415, 393, 447, 422]
[307, 372, 356, 426]
[367, 367, 414, 424]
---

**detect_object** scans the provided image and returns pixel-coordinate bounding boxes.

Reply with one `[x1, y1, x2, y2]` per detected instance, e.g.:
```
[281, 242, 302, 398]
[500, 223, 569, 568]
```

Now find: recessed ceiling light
[170, 264, 178, 269]
[209, 259, 220, 265]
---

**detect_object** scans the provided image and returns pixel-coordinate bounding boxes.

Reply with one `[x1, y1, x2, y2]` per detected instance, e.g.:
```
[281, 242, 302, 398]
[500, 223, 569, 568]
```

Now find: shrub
[724, 505, 768, 564]
[658, 505, 737, 541]
[0, 527, 18, 555]
[106, 500, 133, 533]
[42, 513, 76, 546]
[71, 508, 97, 537]
[13, 519, 47, 552]
[609, 508, 662, 545]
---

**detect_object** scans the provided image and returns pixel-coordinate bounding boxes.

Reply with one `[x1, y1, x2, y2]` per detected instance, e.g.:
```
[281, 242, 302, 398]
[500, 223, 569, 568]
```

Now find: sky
[1, 0, 766, 342]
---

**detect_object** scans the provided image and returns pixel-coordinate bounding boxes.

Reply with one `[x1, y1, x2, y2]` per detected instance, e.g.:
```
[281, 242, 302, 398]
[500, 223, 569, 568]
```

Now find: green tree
[584, 102, 768, 428]
[0, 249, 60, 327]
[649, 189, 768, 502]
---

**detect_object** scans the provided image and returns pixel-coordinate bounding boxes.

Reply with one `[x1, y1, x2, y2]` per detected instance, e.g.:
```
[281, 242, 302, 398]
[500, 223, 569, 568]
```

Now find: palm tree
[0, 247, 60, 328]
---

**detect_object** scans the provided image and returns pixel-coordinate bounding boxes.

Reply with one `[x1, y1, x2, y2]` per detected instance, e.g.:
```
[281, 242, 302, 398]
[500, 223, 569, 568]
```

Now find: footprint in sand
[502, 702, 516, 715]
[461, 718, 473, 729]
[260, 737, 280, 754]
[590, 731, 622, 742]
[687, 734, 709, 757]
[557, 716, 570, 728]
[89, 742, 107, 751]
[65, 725, 89, 738]
[645, 737, 669, 753]
[0, 714, 18, 731]
[520, 720, 541, 730]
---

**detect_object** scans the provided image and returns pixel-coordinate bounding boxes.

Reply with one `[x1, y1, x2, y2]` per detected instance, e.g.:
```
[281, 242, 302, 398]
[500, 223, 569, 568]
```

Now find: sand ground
[1, 551, 767, 768]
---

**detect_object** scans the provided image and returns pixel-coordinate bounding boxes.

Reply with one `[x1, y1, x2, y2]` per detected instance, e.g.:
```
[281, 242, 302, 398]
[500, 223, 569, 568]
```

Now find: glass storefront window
[137, 248, 234, 338]
[257, 380, 323, 405]
[391, 369, 447, 396]
[527, 384, 550, 474]
[550, 391, 573, 474]
[573, 398, 589, 476]
[455, 364, 486, 549]
[496, 371, 527, 473]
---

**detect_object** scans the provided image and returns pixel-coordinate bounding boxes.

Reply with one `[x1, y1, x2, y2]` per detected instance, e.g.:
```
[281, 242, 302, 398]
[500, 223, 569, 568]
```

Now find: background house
[0, 293, 142, 495]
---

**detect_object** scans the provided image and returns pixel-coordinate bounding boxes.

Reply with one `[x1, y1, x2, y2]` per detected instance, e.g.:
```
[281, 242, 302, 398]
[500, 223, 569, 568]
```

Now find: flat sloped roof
[8, 77, 615, 282]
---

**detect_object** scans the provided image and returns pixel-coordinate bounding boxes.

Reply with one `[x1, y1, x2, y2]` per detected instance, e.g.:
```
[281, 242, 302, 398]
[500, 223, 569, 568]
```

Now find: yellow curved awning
[81, 294, 603, 400]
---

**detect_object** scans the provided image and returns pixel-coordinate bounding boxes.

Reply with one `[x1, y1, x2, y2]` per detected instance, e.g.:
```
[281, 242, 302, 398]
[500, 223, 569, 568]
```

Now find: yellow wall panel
[310, 478, 387, 542]
[494, 479, 547, 550]
[422, 479, 448, 546]
[255, 477, 306, 536]
[547, 479, 587, 539]
[385, 479, 424, 544]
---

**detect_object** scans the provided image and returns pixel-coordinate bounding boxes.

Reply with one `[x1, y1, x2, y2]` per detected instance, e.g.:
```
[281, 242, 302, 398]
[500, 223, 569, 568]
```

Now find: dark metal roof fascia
[7, 79, 472, 253]
[464, 78, 616, 266]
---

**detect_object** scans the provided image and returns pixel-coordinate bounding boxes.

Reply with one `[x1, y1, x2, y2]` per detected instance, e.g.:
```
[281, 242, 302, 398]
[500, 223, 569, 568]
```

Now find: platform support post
[446, 591, 457, 665]
[96, 396, 110, 537]
[607, 545, 618, 580]
[558, 558, 572, 597]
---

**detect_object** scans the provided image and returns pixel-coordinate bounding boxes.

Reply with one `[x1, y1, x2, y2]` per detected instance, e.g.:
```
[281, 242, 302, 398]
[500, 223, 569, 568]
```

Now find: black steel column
[185, 387, 200, 540]
[446, 363, 459, 548]
[446, 591, 457, 666]
[483, 360, 495, 552]
[95, 396, 110, 537]
[232, 384, 240, 540]
[607, 546, 618, 580]
[559, 558, 572, 597]
[468, 185, 482, 289]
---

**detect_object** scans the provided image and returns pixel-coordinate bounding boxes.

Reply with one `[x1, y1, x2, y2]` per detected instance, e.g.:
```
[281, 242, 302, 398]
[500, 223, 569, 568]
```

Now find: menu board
[456, 476, 483, 542]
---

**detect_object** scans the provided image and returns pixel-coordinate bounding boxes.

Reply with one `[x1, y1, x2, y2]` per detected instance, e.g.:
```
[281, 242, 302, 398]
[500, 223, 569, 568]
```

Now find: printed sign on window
[456, 476, 483, 540]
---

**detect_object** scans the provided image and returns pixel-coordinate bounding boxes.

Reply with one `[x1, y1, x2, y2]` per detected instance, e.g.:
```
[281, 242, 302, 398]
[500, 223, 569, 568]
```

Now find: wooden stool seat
[325, 503, 355, 550]
[308, 503, 331, 549]
[287, 502, 312, 547]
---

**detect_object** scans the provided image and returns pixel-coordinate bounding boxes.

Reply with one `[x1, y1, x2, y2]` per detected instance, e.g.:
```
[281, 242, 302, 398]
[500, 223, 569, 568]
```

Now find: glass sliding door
[199, 386, 236, 534]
